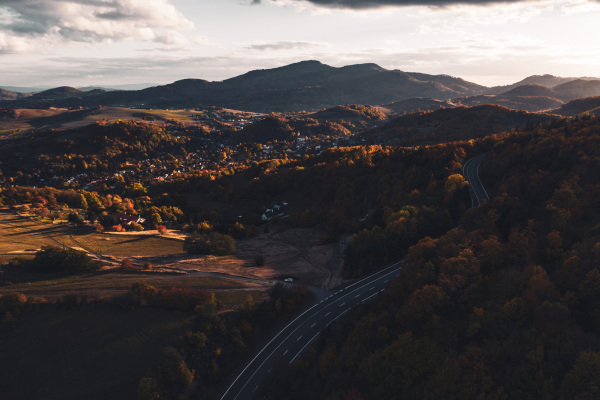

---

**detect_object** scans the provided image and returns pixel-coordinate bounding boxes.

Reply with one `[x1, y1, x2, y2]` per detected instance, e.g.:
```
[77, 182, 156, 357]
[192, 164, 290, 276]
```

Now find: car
[284, 277, 294, 283]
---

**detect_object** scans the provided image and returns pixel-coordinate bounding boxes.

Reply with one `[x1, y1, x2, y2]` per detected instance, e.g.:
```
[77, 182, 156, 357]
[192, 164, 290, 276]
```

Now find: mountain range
[1, 61, 600, 113]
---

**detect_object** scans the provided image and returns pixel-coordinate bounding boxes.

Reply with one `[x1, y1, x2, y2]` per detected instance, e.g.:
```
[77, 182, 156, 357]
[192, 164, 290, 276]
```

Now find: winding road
[220, 154, 490, 400]
[462, 153, 489, 206]
[220, 262, 402, 400]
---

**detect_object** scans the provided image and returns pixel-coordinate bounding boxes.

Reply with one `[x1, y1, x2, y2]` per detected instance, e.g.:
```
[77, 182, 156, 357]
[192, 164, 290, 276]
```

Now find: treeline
[264, 117, 600, 399]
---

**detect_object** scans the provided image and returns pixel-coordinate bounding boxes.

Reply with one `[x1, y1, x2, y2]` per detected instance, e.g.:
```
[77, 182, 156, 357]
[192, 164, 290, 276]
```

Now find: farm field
[0, 107, 211, 134]
[0, 210, 184, 264]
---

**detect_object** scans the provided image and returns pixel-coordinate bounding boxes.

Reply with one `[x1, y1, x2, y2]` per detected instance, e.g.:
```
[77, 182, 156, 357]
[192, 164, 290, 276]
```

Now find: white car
[284, 278, 294, 283]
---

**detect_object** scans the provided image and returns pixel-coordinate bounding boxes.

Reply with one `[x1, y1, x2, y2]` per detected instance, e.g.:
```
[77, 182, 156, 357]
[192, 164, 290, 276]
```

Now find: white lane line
[223, 260, 403, 400]
[369, 286, 375, 290]
[361, 292, 378, 303]
[221, 286, 328, 400]
[325, 311, 331, 317]
[340, 302, 345, 307]
[290, 331, 321, 364]
[283, 349, 288, 356]
[354, 294, 361, 298]
[311, 323, 316, 328]
[297, 335, 303, 341]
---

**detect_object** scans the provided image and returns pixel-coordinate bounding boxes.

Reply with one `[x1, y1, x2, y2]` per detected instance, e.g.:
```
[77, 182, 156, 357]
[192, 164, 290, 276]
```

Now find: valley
[2, 61, 600, 400]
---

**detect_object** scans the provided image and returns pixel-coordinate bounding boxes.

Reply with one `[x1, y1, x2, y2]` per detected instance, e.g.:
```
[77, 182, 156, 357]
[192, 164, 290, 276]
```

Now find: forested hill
[264, 117, 600, 400]
[362, 105, 557, 147]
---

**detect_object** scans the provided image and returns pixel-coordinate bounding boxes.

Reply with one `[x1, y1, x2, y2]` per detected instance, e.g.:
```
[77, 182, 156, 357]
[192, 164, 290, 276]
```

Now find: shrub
[121, 258, 135, 270]
[183, 232, 236, 256]
[29, 246, 98, 273]
[156, 225, 168, 235]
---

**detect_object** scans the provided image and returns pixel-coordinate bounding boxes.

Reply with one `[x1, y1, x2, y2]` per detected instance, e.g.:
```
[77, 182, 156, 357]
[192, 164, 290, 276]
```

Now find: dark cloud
[278, 0, 530, 8]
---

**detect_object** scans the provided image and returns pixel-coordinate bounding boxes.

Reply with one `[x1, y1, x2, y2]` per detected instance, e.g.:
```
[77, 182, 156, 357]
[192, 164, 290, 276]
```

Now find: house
[261, 202, 290, 222]
[115, 213, 146, 225]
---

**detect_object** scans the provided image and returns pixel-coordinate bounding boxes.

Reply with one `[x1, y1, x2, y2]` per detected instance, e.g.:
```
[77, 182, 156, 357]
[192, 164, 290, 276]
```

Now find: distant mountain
[0, 61, 489, 112]
[489, 74, 600, 94]
[2, 62, 599, 112]
[455, 94, 564, 112]
[552, 96, 600, 116]
[499, 84, 556, 98]
[77, 83, 157, 91]
[362, 104, 558, 147]
[552, 80, 600, 102]
[0, 89, 32, 101]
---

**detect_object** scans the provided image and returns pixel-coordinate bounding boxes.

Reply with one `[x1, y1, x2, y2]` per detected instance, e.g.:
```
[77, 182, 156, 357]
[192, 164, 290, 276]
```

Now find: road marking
[254, 385, 259, 392]
[384, 279, 389, 283]
[369, 286, 375, 290]
[311, 323, 316, 328]
[283, 349, 288, 355]
[361, 292, 378, 303]
[325, 311, 331, 316]
[297, 335, 302, 341]
[290, 331, 321, 364]
[340, 302, 345, 307]
[354, 294, 361, 298]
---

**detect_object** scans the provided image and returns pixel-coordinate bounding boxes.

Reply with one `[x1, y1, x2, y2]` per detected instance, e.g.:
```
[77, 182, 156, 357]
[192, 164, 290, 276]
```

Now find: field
[0, 210, 184, 264]
[0, 107, 212, 134]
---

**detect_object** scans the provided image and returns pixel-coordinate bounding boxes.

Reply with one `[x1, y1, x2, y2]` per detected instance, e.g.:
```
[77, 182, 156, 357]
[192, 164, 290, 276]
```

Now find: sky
[0, 0, 599, 88]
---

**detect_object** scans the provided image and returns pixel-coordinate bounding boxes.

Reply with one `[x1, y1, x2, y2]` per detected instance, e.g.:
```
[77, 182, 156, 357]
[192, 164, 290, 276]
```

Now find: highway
[462, 153, 490, 206]
[220, 261, 402, 400]
[221, 154, 490, 400]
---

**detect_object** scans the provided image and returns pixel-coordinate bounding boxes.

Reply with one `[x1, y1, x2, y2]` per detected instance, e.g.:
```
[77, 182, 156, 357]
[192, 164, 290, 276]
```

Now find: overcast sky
[1, 0, 599, 88]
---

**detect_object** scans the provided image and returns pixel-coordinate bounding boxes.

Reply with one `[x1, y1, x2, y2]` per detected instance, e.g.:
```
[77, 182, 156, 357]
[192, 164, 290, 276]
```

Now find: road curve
[462, 154, 490, 207]
[220, 261, 402, 400]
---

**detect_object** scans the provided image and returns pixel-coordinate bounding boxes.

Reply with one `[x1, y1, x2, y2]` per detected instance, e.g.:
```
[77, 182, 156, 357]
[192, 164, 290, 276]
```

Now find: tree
[30, 246, 98, 272]
[67, 212, 84, 226]
[183, 232, 236, 256]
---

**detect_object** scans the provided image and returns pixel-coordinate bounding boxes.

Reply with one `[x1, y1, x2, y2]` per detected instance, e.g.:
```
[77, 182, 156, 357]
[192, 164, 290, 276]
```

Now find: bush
[29, 246, 98, 273]
[121, 258, 135, 270]
[156, 225, 167, 235]
[183, 232, 236, 256]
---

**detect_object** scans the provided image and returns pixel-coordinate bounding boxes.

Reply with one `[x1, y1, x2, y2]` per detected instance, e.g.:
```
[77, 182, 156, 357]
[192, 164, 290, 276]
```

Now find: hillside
[0, 89, 31, 101]
[383, 98, 457, 115]
[265, 117, 600, 400]
[553, 96, 600, 116]
[362, 104, 557, 146]
[489, 74, 600, 93]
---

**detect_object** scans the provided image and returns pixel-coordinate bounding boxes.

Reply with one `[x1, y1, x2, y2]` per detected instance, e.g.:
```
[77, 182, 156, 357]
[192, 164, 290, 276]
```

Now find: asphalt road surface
[220, 261, 402, 400]
[462, 153, 490, 207]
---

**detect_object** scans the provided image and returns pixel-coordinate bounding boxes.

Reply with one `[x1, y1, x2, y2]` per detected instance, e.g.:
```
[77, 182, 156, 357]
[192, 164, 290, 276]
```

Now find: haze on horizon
[0, 0, 599, 89]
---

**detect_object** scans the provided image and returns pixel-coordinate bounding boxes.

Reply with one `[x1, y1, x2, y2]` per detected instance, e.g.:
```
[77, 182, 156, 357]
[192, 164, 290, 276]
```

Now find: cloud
[246, 41, 324, 51]
[271, 0, 537, 8]
[0, 0, 194, 53]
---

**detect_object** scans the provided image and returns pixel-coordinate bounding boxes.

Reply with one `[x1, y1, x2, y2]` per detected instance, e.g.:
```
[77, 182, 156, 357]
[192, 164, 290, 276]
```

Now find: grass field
[0, 305, 195, 400]
[0, 107, 211, 134]
[0, 210, 183, 264]
[0, 270, 266, 298]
